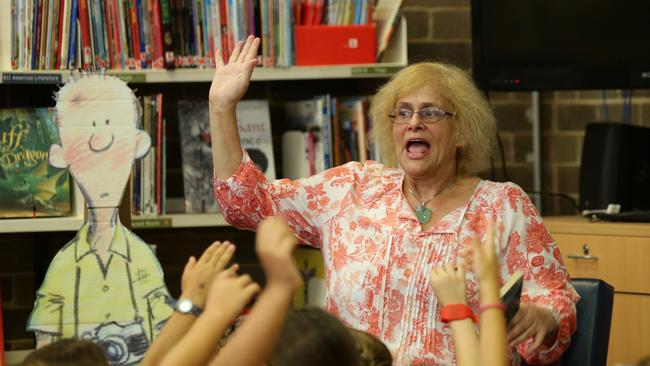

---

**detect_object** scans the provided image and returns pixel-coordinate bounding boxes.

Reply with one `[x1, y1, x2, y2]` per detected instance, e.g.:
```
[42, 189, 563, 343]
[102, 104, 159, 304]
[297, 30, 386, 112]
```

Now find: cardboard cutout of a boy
[27, 74, 173, 365]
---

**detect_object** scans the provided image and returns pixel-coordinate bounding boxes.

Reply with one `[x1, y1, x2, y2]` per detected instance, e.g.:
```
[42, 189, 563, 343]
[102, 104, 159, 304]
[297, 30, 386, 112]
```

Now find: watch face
[177, 299, 192, 313]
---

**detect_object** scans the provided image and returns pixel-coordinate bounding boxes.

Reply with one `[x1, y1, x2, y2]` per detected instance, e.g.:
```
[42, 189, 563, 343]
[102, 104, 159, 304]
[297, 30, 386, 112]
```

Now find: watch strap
[440, 303, 477, 323]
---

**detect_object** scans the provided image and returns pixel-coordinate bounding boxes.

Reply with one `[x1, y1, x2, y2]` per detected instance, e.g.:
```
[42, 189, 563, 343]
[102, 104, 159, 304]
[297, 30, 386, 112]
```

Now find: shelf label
[351, 66, 402, 76]
[2, 72, 63, 84]
[109, 73, 146, 82]
[132, 217, 172, 228]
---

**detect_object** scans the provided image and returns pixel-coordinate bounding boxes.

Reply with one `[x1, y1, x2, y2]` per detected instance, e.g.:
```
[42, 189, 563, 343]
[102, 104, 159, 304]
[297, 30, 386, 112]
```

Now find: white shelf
[0, 17, 407, 84]
[0, 181, 85, 233]
[131, 213, 230, 229]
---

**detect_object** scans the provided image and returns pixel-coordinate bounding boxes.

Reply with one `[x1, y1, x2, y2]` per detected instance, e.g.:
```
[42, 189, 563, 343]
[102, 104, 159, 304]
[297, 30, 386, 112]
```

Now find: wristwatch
[174, 298, 203, 316]
[440, 304, 477, 323]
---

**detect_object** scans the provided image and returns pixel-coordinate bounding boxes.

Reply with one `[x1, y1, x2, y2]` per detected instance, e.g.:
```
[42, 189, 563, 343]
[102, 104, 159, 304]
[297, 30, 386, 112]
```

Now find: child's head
[21, 338, 108, 366]
[268, 307, 360, 366]
[348, 328, 393, 366]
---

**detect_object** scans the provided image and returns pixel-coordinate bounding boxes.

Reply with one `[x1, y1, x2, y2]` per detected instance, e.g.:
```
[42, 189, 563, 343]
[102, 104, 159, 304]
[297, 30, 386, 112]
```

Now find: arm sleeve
[26, 254, 69, 337]
[214, 150, 363, 248]
[496, 183, 579, 364]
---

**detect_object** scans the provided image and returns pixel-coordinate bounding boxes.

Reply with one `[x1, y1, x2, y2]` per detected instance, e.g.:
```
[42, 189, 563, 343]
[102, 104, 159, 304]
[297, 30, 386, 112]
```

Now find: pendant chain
[408, 176, 457, 220]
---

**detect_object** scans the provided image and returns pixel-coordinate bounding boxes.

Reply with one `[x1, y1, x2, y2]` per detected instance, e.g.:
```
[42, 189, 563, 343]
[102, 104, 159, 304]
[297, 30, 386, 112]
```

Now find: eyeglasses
[387, 106, 456, 124]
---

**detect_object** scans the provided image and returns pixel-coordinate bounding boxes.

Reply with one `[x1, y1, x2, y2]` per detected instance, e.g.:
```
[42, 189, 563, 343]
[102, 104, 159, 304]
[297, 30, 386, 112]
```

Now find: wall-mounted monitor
[471, 0, 650, 90]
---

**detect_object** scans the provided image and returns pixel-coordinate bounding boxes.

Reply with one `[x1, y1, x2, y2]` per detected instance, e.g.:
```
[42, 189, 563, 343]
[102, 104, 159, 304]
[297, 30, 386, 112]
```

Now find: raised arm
[210, 216, 302, 366]
[141, 241, 235, 366]
[159, 265, 261, 366]
[209, 35, 260, 180]
[429, 263, 480, 366]
[463, 221, 508, 366]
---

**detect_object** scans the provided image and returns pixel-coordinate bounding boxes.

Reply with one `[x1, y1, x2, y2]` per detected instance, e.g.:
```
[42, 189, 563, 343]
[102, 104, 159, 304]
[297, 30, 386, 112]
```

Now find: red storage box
[295, 24, 376, 66]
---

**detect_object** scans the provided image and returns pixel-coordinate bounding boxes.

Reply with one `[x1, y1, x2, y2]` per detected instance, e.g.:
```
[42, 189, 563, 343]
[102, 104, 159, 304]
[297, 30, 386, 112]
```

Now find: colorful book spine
[66, 0, 77, 69]
[77, 0, 92, 69]
[159, 0, 175, 68]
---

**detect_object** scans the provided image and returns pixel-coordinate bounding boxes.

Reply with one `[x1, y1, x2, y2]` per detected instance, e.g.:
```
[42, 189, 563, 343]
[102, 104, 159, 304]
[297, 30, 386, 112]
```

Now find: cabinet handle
[567, 243, 598, 261]
[567, 254, 599, 261]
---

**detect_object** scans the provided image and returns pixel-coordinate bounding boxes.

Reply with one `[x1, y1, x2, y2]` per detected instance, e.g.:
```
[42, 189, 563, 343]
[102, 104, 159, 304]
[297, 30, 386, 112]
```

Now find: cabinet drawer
[554, 234, 650, 294]
[607, 293, 650, 366]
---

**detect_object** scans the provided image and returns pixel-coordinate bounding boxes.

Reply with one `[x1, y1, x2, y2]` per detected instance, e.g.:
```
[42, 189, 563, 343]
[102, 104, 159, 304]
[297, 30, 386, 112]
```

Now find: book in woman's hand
[499, 270, 524, 324]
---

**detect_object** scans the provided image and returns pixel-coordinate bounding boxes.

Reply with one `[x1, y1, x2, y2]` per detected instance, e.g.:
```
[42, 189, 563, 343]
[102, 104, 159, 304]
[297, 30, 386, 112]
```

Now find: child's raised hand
[181, 241, 236, 309]
[255, 216, 302, 290]
[205, 265, 261, 321]
[461, 219, 499, 282]
[429, 263, 468, 307]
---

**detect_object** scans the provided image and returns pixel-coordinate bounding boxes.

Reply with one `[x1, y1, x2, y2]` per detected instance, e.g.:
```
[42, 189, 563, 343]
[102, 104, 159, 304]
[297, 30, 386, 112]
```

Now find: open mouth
[406, 139, 430, 159]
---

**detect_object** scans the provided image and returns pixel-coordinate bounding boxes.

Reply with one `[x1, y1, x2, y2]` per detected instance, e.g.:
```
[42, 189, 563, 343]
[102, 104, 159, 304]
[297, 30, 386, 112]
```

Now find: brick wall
[403, 0, 650, 215]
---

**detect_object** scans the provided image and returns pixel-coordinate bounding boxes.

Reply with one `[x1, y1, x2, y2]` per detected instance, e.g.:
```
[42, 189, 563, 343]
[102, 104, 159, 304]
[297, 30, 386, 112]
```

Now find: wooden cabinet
[544, 216, 650, 366]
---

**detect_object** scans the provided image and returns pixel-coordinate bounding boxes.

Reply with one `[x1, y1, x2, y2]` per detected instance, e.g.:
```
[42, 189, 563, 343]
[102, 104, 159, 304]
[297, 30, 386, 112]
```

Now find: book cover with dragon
[0, 108, 71, 218]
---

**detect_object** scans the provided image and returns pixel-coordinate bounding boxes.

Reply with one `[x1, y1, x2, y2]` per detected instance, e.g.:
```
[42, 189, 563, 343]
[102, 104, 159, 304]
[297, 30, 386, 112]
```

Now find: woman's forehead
[395, 84, 451, 108]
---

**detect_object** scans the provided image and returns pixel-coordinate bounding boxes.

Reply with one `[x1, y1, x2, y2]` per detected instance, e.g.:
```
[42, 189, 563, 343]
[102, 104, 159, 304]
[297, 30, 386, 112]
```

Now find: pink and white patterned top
[214, 152, 579, 366]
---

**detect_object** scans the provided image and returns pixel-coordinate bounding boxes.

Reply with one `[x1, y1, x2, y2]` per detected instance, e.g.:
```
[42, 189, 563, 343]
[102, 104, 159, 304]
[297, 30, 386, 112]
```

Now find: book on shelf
[131, 93, 165, 216]
[293, 246, 325, 308]
[178, 99, 274, 213]
[372, 0, 402, 60]
[500, 270, 524, 324]
[284, 95, 333, 177]
[0, 108, 71, 218]
[236, 99, 276, 180]
[4, 0, 396, 70]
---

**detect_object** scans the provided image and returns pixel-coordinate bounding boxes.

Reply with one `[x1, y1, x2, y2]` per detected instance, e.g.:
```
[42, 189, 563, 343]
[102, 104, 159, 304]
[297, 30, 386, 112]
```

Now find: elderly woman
[209, 36, 578, 365]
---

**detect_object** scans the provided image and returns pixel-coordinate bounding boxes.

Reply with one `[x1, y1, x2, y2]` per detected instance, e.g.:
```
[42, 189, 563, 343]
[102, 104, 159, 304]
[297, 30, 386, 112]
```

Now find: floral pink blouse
[214, 152, 579, 365]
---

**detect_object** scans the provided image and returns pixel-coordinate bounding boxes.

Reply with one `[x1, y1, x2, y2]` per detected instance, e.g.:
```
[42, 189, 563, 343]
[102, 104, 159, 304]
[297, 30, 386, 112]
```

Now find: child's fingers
[183, 256, 196, 275]
[236, 274, 254, 287]
[199, 242, 221, 264]
[214, 243, 236, 272]
[244, 283, 262, 298]
[218, 264, 239, 279]
[209, 241, 228, 265]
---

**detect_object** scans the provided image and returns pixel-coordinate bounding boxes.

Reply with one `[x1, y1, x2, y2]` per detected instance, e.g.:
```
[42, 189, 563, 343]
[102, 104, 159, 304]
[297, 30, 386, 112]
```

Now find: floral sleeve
[214, 150, 362, 248]
[496, 183, 579, 364]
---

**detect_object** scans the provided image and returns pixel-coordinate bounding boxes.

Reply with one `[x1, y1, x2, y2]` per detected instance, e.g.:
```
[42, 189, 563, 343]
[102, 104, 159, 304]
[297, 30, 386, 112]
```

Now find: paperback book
[178, 100, 275, 213]
[0, 108, 71, 218]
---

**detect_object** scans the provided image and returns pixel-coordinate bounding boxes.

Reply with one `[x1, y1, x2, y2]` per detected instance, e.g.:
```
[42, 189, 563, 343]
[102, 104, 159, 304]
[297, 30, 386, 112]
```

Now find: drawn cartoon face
[49, 75, 150, 208]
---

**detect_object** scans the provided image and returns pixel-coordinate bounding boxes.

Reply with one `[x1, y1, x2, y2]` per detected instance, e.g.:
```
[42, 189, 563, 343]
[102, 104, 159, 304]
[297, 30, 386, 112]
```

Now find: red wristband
[479, 302, 506, 314]
[440, 304, 477, 323]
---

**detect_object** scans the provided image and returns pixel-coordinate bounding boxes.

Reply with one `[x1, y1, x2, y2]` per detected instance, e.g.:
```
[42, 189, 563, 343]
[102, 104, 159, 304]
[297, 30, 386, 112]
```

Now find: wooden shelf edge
[131, 213, 230, 229]
[543, 215, 650, 237]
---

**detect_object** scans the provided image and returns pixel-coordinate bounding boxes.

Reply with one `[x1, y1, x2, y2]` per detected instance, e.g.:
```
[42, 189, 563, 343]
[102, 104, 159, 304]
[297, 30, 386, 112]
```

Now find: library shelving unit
[0, 1, 407, 233]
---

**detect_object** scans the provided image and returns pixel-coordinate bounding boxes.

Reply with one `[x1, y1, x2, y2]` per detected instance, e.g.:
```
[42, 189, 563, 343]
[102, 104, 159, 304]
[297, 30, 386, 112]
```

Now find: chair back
[561, 278, 614, 366]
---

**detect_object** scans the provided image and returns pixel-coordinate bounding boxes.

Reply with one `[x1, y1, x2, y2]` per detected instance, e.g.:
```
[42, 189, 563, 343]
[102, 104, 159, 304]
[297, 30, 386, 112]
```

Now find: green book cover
[0, 108, 71, 218]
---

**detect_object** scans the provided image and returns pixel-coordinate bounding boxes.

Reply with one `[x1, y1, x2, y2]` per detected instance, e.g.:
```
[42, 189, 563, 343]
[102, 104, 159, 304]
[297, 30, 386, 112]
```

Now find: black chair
[522, 278, 614, 366]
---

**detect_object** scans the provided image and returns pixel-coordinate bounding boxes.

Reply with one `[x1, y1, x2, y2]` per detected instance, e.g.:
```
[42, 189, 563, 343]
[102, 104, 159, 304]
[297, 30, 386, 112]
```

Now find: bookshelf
[0, 0, 408, 233]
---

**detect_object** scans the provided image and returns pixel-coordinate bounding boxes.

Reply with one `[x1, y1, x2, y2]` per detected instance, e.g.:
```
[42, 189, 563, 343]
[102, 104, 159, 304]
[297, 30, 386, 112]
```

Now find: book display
[0, 108, 71, 218]
[0, 1, 407, 233]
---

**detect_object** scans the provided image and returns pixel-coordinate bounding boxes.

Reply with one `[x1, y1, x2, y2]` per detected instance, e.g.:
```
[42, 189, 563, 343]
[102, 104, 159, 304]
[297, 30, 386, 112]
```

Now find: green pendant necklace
[410, 193, 435, 224]
[408, 177, 457, 225]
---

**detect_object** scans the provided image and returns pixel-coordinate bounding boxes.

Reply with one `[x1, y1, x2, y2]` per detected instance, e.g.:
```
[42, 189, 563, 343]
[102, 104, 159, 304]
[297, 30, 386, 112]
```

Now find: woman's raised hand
[209, 35, 260, 109]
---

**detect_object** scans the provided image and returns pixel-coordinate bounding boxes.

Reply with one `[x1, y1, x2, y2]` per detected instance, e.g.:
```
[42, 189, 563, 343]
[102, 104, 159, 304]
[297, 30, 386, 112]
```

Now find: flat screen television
[471, 0, 650, 91]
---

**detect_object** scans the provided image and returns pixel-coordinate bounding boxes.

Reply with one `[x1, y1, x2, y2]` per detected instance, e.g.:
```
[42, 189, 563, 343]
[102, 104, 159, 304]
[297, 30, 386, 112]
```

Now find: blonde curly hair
[369, 62, 496, 176]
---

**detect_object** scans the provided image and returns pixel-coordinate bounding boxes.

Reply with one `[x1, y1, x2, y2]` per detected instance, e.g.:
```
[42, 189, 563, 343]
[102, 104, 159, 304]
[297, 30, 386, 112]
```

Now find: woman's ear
[134, 131, 152, 159]
[49, 144, 68, 168]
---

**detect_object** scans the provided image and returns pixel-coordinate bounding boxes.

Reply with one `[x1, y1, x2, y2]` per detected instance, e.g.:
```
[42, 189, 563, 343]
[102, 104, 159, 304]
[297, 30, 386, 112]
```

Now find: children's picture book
[500, 270, 524, 324]
[284, 96, 333, 174]
[236, 100, 276, 181]
[178, 100, 220, 213]
[178, 100, 275, 213]
[293, 246, 326, 308]
[0, 108, 71, 218]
